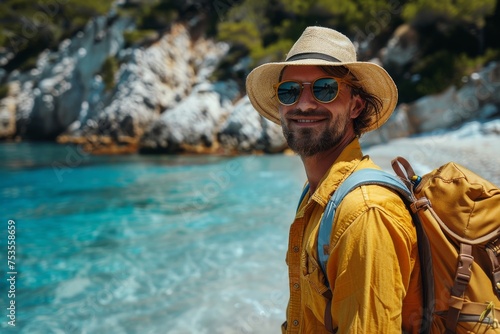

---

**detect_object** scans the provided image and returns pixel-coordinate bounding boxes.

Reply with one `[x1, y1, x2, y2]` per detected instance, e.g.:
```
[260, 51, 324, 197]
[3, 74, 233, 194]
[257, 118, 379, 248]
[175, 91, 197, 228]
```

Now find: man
[246, 26, 423, 333]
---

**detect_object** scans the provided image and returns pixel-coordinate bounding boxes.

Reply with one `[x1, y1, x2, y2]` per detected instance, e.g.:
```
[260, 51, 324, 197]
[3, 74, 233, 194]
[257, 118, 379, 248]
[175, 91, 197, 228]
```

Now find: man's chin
[286, 130, 344, 157]
[288, 140, 326, 157]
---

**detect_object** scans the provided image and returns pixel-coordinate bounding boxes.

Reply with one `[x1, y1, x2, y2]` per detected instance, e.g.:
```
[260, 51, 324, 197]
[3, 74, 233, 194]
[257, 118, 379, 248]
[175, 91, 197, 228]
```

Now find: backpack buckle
[455, 254, 473, 283]
[451, 245, 474, 297]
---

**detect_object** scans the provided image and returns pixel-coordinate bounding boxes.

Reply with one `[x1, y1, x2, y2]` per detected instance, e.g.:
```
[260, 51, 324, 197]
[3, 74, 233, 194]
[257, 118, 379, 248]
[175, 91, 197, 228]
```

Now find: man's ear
[350, 95, 365, 119]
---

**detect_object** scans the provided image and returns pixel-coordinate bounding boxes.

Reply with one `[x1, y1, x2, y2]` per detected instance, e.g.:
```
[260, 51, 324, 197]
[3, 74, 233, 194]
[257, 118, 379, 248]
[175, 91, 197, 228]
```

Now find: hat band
[286, 52, 340, 63]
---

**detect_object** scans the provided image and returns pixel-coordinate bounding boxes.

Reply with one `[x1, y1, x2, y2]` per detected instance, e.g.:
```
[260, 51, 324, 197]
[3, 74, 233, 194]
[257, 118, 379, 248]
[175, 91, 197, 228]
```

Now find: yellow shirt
[283, 139, 423, 334]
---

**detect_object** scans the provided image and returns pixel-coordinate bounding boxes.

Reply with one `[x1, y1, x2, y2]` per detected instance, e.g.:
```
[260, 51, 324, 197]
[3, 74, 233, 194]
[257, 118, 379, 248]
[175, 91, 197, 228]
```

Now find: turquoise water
[0, 142, 306, 334]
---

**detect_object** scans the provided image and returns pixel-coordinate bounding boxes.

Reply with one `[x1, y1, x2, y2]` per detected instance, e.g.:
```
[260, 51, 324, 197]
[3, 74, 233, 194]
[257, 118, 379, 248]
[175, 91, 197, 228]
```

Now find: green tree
[101, 56, 119, 92]
[402, 0, 496, 28]
[0, 0, 113, 72]
[394, 0, 497, 102]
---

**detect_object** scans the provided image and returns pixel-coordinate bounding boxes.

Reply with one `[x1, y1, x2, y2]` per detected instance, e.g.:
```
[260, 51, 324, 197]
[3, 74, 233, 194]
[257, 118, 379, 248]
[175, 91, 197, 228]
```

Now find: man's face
[278, 65, 360, 157]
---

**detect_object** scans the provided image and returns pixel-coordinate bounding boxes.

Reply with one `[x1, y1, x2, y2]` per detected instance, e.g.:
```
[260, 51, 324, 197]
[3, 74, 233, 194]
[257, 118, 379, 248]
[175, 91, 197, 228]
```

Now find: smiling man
[246, 26, 423, 333]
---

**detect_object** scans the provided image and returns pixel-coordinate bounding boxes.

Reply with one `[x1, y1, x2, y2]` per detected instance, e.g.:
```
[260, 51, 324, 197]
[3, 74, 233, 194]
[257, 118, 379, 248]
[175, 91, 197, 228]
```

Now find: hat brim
[246, 59, 398, 133]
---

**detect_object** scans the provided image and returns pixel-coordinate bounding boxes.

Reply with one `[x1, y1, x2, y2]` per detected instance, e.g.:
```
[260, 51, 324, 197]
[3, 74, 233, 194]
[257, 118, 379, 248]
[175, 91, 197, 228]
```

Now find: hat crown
[286, 26, 357, 63]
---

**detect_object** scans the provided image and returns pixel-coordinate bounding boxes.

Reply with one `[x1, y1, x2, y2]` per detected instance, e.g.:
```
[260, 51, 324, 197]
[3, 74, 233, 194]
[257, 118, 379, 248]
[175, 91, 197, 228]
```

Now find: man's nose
[295, 84, 317, 111]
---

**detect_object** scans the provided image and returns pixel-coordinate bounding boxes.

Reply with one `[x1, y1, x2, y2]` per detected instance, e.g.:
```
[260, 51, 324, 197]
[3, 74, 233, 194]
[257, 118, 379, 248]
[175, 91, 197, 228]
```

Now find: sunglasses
[274, 77, 345, 106]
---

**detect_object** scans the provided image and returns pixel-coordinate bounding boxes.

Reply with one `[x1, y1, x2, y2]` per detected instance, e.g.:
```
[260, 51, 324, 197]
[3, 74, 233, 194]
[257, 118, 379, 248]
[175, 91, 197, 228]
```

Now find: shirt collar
[310, 138, 364, 207]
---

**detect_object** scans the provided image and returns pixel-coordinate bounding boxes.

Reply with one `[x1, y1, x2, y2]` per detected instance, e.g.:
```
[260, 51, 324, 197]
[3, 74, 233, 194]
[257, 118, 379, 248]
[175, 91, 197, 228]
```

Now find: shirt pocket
[301, 247, 331, 323]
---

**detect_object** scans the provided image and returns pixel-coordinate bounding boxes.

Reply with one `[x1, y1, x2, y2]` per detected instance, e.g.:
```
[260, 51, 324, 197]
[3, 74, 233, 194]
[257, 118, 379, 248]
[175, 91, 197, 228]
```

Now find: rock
[406, 86, 458, 133]
[218, 96, 287, 153]
[405, 62, 500, 134]
[381, 24, 420, 72]
[482, 119, 500, 135]
[140, 82, 233, 154]
[11, 15, 133, 140]
[361, 104, 414, 147]
[0, 82, 19, 139]
[361, 61, 500, 145]
[478, 103, 499, 120]
[61, 23, 229, 154]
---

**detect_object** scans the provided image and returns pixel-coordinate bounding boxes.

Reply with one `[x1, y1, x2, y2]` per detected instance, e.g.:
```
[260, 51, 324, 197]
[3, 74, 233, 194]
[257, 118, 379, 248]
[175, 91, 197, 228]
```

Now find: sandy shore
[364, 131, 500, 187]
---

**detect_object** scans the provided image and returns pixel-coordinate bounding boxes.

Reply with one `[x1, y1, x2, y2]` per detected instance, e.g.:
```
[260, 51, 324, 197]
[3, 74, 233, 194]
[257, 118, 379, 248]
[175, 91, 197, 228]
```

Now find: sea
[0, 142, 306, 334]
[3, 127, 498, 334]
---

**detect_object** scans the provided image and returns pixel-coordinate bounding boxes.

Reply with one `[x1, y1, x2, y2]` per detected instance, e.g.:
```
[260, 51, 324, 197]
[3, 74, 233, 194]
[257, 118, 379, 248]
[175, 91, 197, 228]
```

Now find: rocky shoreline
[1, 18, 499, 155]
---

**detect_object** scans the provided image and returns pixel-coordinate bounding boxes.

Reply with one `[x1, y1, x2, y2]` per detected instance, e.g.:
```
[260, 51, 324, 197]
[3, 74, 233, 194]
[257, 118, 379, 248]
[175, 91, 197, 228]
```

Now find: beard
[281, 109, 351, 157]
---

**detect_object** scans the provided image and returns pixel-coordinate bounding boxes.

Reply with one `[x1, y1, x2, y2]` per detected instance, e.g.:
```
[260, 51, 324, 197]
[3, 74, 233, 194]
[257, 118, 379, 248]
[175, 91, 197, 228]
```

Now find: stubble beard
[281, 112, 351, 157]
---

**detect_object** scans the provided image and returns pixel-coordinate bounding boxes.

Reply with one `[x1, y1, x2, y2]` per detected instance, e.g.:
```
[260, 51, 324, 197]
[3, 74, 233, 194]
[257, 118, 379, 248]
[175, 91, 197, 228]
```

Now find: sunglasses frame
[273, 76, 348, 106]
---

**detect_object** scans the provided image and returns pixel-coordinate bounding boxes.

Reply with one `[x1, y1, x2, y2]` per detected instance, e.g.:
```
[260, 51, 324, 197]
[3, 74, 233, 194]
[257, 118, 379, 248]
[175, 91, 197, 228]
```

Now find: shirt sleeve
[327, 197, 417, 333]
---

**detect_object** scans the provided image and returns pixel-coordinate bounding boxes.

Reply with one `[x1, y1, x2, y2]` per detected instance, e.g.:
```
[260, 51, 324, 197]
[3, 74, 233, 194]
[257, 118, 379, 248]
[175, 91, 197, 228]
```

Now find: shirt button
[293, 320, 299, 326]
[293, 283, 300, 290]
[293, 246, 299, 252]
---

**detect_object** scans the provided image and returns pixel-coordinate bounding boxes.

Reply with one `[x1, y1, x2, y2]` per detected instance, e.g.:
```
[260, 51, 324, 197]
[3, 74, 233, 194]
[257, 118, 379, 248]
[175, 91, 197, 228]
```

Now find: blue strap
[296, 183, 310, 211]
[317, 169, 413, 280]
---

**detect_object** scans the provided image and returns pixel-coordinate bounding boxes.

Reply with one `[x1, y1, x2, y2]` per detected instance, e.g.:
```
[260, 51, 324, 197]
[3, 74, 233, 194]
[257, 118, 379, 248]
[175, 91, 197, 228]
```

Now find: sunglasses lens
[313, 78, 339, 102]
[277, 81, 301, 105]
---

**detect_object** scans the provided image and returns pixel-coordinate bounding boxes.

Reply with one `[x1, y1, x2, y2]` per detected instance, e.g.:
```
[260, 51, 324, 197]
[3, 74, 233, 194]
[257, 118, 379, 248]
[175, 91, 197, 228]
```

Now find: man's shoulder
[334, 182, 416, 244]
[339, 180, 408, 215]
[349, 156, 405, 207]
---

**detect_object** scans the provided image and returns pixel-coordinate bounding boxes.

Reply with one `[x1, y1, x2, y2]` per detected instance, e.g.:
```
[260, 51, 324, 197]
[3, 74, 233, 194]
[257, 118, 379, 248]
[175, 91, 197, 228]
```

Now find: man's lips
[286, 110, 329, 122]
[295, 119, 324, 123]
[289, 117, 328, 126]
[285, 110, 330, 126]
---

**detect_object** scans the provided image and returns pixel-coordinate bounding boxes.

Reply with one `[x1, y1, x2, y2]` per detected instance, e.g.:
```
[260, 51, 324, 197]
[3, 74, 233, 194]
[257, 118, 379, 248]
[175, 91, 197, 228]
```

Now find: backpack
[302, 156, 500, 333]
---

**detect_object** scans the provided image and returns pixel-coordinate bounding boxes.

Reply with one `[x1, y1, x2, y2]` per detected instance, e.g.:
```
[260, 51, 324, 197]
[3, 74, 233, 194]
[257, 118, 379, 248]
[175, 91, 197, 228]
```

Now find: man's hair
[320, 66, 383, 136]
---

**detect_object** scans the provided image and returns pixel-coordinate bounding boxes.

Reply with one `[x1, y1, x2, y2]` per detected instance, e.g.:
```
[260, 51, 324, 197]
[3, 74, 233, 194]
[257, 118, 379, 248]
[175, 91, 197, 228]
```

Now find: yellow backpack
[392, 157, 500, 333]
[315, 156, 500, 333]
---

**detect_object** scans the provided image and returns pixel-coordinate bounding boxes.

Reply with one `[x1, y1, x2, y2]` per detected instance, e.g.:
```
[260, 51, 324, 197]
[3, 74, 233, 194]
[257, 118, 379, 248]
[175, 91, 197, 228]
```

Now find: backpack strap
[446, 243, 474, 333]
[486, 238, 500, 298]
[317, 168, 414, 274]
[296, 183, 310, 211]
[316, 168, 434, 334]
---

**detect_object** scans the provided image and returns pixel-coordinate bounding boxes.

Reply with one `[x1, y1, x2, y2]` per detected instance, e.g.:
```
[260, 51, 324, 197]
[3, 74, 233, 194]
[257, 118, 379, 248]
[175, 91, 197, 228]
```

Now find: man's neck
[301, 135, 356, 193]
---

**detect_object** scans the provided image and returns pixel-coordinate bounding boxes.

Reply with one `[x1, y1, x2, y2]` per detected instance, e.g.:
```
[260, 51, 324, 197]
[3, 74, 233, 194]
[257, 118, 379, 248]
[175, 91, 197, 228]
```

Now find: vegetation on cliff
[214, 0, 499, 102]
[0, 0, 113, 72]
[1, 0, 499, 103]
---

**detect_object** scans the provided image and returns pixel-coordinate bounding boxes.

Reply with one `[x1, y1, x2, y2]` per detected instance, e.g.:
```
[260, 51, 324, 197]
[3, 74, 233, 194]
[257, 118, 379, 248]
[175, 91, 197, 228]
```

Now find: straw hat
[245, 26, 398, 133]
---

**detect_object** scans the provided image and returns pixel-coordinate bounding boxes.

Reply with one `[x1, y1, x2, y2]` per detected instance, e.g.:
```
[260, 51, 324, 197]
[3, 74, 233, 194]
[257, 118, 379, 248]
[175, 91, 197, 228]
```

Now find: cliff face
[2, 15, 132, 140]
[0, 13, 499, 154]
[362, 61, 500, 147]
[0, 13, 287, 154]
